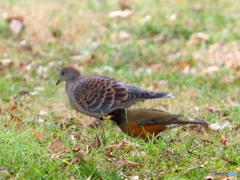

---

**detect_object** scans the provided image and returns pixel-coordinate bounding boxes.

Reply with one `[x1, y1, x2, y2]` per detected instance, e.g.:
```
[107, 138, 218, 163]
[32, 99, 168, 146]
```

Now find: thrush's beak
[56, 79, 60, 85]
[104, 115, 114, 120]
[99, 114, 114, 121]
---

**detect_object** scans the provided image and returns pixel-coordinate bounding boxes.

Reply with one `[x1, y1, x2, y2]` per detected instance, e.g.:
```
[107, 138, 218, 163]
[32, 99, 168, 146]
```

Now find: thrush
[56, 66, 173, 118]
[100, 108, 208, 140]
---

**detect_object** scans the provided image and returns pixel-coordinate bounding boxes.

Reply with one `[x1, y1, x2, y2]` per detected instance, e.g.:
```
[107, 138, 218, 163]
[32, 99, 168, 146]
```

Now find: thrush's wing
[128, 109, 208, 126]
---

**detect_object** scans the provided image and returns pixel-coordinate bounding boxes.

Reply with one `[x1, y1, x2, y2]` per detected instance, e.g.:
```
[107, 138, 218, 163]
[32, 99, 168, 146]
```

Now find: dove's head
[56, 66, 81, 85]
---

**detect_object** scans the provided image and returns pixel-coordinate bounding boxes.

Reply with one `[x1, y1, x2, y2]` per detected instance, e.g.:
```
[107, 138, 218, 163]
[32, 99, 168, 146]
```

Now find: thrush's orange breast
[122, 122, 167, 139]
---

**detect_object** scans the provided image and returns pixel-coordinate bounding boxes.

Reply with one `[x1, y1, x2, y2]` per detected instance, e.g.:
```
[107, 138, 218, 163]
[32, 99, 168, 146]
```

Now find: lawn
[0, 0, 239, 179]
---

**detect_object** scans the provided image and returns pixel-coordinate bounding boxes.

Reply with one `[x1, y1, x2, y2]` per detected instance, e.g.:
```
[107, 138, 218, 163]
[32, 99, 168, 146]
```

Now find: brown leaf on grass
[10, 114, 24, 131]
[220, 157, 237, 165]
[159, 150, 183, 161]
[181, 117, 209, 135]
[90, 135, 103, 149]
[187, 32, 209, 45]
[219, 135, 231, 146]
[108, 10, 134, 19]
[33, 131, 44, 140]
[62, 152, 85, 167]
[129, 176, 139, 180]
[48, 139, 65, 153]
[118, 1, 131, 10]
[72, 145, 81, 152]
[52, 132, 57, 139]
[201, 66, 220, 74]
[88, 121, 101, 128]
[9, 19, 24, 35]
[0, 104, 17, 114]
[210, 120, 233, 131]
[207, 43, 240, 71]
[5, 16, 24, 23]
[226, 97, 239, 106]
[106, 140, 140, 152]
[207, 106, 222, 114]
[112, 158, 139, 168]
[71, 152, 85, 164]
[66, 133, 83, 141]
[175, 61, 193, 70]
[8, 104, 17, 111]
[111, 31, 131, 41]
[188, 121, 209, 135]
[19, 40, 32, 51]
[0, 59, 14, 69]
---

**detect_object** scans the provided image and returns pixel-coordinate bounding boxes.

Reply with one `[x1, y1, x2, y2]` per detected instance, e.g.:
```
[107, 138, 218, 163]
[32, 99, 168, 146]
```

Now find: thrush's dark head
[101, 108, 127, 126]
[56, 66, 81, 85]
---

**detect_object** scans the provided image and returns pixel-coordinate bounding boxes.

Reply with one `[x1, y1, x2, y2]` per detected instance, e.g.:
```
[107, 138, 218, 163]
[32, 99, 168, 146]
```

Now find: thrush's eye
[113, 111, 119, 116]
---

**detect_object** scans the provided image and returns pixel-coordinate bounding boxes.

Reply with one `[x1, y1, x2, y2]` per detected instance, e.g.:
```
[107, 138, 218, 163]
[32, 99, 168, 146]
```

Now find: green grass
[0, 0, 240, 179]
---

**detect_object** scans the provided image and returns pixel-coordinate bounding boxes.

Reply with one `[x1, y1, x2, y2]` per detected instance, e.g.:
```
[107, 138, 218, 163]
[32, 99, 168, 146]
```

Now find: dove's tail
[148, 91, 174, 99]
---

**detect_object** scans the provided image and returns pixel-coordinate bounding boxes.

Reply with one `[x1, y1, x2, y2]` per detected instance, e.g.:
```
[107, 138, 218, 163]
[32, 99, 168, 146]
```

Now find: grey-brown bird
[100, 108, 208, 140]
[56, 66, 173, 118]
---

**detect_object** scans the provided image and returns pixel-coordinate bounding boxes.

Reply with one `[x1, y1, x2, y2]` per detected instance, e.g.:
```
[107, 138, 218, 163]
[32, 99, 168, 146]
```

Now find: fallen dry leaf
[90, 135, 103, 149]
[4, 16, 23, 23]
[175, 61, 193, 70]
[72, 145, 81, 152]
[66, 133, 82, 141]
[219, 135, 231, 146]
[187, 32, 209, 45]
[72, 152, 85, 163]
[129, 175, 139, 180]
[33, 131, 45, 140]
[141, 15, 152, 24]
[106, 140, 140, 152]
[88, 121, 101, 128]
[220, 157, 237, 165]
[62, 152, 85, 167]
[188, 123, 209, 135]
[10, 114, 24, 131]
[207, 43, 240, 71]
[0, 104, 17, 114]
[9, 19, 24, 35]
[0, 59, 14, 68]
[111, 31, 131, 41]
[210, 120, 233, 131]
[48, 139, 65, 153]
[202, 66, 220, 74]
[112, 158, 139, 168]
[207, 106, 222, 114]
[108, 9, 134, 19]
[19, 40, 32, 51]
[118, 1, 131, 10]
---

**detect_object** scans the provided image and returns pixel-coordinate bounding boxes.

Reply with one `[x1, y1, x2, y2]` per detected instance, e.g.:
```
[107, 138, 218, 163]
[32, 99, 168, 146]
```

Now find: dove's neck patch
[68, 75, 77, 81]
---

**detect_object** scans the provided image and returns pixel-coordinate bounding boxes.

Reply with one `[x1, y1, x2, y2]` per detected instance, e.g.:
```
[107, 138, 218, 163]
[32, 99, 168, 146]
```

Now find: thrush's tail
[163, 116, 208, 126]
[178, 118, 208, 125]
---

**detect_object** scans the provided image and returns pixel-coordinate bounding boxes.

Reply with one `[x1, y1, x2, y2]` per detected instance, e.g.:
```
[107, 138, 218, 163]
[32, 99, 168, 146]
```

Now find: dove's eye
[61, 72, 65, 75]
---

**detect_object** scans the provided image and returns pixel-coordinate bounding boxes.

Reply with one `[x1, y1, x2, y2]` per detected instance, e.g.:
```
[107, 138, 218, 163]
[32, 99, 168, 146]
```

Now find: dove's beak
[56, 79, 60, 85]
